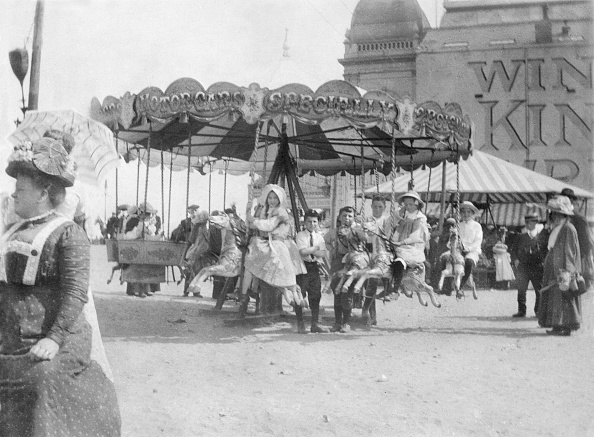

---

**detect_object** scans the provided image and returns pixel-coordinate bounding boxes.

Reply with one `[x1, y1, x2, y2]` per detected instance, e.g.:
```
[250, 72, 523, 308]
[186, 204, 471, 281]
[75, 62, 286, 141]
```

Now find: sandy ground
[89, 245, 594, 437]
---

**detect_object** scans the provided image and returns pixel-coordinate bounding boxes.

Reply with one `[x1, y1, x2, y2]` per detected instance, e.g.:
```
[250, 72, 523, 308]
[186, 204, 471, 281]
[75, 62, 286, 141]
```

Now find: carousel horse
[187, 212, 246, 296]
[350, 251, 392, 294]
[107, 263, 124, 285]
[398, 263, 442, 308]
[337, 249, 371, 293]
[352, 225, 442, 308]
[387, 237, 442, 308]
[438, 228, 467, 299]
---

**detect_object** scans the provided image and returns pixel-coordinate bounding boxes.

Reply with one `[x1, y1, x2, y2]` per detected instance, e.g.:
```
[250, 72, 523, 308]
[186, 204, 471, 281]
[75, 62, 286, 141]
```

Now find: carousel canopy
[90, 78, 473, 175]
[365, 150, 592, 204]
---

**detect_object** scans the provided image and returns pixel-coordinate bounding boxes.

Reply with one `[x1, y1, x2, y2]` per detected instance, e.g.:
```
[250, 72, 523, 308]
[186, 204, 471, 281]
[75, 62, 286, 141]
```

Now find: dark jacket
[510, 229, 549, 267]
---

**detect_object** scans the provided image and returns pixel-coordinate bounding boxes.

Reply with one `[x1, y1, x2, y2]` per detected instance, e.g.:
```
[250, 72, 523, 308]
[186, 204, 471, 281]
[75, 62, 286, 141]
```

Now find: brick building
[339, 0, 593, 218]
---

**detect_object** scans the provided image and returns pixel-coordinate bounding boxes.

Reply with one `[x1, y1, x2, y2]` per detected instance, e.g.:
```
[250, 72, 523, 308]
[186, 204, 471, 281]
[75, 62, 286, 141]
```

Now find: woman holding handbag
[538, 195, 589, 336]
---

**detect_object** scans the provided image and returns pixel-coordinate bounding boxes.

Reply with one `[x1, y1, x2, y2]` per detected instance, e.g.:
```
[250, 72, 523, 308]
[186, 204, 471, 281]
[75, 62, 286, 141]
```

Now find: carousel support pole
[331, 174, 338, 225]
[286, 162, 309, 215]
[160, 145, 165, 234]
[167, 152, 173, 238]
[352, 157, 358, 212]
[438, 160, 447, 232]
[285, 167, 300, 231]
[114, 131, 119, 214]
[237, 122, 263, 318]
[115, 168, 119, 213]
[142, 123, 152, 239]
[208, 163, 212, 213]
[390, 129, 398, 229]
[136, 148, 141, 206]
[262, 121, 270, 183]
[360, 146, 366, 220]
[282, 140, 309, 219]
[223, 159, 228, 209]
[186, 127, 192, 211]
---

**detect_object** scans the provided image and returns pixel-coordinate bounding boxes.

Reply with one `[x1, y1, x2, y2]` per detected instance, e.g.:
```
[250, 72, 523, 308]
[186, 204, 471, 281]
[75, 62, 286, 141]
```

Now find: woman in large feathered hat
[0, 136, 121, 436]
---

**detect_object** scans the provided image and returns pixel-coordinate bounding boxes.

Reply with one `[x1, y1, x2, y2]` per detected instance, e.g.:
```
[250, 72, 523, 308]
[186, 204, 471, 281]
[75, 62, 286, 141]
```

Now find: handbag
[558, 270, 588, 297]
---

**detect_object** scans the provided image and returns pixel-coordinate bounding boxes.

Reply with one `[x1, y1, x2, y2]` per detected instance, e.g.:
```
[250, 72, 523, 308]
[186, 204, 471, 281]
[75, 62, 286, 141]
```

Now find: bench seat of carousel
[106, 238, 187, 283]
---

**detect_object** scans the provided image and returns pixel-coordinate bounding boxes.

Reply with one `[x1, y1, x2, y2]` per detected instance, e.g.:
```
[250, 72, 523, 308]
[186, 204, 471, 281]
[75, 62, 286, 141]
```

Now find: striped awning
[366, 150, 592, 204]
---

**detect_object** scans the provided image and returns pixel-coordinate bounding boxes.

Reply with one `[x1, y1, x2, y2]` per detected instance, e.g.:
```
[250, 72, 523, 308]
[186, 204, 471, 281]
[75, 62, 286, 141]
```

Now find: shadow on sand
[94, 291, 546, 346]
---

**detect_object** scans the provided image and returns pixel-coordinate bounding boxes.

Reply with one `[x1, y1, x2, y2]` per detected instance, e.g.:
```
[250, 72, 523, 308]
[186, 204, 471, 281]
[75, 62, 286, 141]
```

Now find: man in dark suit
[510, 213, 548, 317]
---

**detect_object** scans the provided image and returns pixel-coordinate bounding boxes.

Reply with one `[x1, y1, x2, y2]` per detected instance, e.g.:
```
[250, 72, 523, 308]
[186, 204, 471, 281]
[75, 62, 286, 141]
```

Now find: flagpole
[28, 0, 45, 111]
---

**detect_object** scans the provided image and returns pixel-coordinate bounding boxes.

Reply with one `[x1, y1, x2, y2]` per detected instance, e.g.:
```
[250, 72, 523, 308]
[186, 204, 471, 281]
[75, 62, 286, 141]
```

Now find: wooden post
[28, 0, 45, 111]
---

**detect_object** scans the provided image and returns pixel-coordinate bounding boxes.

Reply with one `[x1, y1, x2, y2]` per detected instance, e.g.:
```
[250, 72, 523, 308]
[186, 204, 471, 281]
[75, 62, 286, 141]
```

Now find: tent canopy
[422, 202, 549, 227]
[90, 78, 473, 175]
[365, 150, 592, 204]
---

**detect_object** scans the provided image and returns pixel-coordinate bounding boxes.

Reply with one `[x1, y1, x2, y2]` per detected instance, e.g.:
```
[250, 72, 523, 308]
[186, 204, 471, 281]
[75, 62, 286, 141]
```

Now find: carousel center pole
[268, 118, 309, 230]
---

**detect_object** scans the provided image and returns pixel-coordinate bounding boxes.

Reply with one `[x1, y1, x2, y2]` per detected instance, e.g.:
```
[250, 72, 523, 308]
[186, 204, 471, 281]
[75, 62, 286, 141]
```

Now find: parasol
[7, 110, 120, 186]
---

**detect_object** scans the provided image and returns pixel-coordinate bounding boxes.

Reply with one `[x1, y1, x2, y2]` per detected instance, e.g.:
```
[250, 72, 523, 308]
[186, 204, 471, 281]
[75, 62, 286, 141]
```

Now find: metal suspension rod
[408, 140, 415, 191]
[136, 147, 141, 206]
[186, 128, 191, 210]
[208, 163, 212, 212]
[247, 122, 262, 215]
[160, 145, 165, 234]
[262, 122, 270, 183]
[360, 146, 366, 220]
[390, 129, 397, 228]
[425, 151, 434, 215]
[167, 152, 173, 237]
[352, 157, 358, 212]
[114, 131, 119, 212]
[142, 122, 152, 238]
[455, 143, 462, 251]
[223, 159, 228, 209]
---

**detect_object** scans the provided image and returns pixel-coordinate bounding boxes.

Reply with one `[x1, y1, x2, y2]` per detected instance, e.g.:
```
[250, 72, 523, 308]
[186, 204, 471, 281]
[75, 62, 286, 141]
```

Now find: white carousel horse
[187, 213, 245, 296]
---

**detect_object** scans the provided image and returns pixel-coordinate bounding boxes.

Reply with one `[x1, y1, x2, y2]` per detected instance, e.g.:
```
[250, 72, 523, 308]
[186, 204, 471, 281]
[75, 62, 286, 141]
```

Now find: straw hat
[459, 201, 479, 214]
[397, 191, 425, 210]
[546, 196, 574, 216]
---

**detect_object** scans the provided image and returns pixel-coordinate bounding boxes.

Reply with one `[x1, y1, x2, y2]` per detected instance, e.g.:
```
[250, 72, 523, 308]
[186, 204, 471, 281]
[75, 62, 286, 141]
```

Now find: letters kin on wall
[468, 55, 592, 184]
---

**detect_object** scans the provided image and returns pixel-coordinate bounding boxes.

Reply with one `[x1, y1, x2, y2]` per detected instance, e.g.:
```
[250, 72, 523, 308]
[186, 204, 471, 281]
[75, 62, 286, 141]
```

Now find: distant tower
[339, 0, 430, 98]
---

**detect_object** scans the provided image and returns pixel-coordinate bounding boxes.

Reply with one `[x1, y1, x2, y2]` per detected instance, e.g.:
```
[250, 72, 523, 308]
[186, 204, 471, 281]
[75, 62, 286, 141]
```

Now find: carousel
[88, 77, 473, 315]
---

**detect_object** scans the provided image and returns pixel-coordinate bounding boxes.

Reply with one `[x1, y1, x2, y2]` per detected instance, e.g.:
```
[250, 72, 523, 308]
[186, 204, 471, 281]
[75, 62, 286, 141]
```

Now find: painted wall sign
[417, 46, 593, 190]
